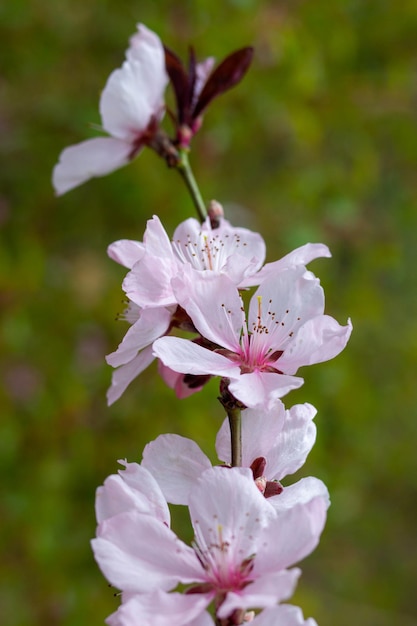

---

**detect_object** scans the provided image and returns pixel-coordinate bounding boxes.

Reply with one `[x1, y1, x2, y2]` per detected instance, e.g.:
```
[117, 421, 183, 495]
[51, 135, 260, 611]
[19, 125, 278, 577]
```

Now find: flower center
[238, 296, 284, 372]
[172, 229, 247, 272]
[217, 295, 285, 375]
[191, 522, 254, 594]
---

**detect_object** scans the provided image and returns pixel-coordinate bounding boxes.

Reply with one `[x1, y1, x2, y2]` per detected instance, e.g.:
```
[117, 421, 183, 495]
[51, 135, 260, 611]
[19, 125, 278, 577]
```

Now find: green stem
[176, 149, 207, 223]
[227, 405, 242, 468]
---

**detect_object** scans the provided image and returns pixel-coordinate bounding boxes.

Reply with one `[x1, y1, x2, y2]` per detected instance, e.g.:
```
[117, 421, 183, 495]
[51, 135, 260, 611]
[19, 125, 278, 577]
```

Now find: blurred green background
[1, 1, 417, 625]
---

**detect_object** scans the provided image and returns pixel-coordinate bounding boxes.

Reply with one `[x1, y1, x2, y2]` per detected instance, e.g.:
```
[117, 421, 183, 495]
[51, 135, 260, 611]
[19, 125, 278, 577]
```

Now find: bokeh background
[1, 1, 417, 625]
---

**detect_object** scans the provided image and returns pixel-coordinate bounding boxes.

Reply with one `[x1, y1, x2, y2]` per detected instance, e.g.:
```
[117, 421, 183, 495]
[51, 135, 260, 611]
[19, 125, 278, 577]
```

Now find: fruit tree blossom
[153, 266, 352, 408]
[53, 24, 168, 195]
[106, 212, 335, 404]
[92, 465, 327, 626]
[141, 401, 329, 513]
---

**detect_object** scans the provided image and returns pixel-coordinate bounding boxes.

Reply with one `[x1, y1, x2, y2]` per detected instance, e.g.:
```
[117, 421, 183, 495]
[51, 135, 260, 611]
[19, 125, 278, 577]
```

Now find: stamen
[256, 295, 262, 329]
[203, 235, 213, 270]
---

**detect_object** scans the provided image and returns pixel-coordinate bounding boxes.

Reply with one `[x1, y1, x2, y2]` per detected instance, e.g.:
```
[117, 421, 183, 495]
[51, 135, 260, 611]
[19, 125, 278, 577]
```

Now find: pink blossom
[95, 460, 170, 526]
[92, 466, 327, 625]
[105, 211, 265, 403]
[153, 267, 352, 408]
[52, 24, 168, 195]
[105, 215, 336, 403]
[106, 305, 173, 405]
[121, 213, 266, 309]
[141, 401, 328, 513]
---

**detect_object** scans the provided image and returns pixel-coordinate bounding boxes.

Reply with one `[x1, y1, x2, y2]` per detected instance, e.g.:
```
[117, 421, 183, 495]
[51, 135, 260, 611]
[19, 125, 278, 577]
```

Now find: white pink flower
[52, 24, 168, 195]
[105, 211, 337, 404]
[141, 401, 329, 513]
[121, 213, 266, 309]
[92, 465, 327, 625]
[105, 211, 266, 403]
[153, 266, 352, 408]
[95, 460, 170, 526]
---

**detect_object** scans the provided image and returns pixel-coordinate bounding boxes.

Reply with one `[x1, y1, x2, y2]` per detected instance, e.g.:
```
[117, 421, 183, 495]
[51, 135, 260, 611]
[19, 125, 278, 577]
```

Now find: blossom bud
[254, 476, 267, 494]
[243, 611, 255, 622]
[208, 199, 224, 228]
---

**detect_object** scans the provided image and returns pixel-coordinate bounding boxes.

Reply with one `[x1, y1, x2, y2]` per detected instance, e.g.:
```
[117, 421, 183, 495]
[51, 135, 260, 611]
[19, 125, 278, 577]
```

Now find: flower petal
[252, 605, 318, 626]
[270, 477, 330, 514]
[188, 467, 275, 564]
[107, 239, 145, 269]
[106, 307, 172, 367]
[100, 26, 168, 140]
[95, 461, 170, 525]
[106, 345, 155, 406]
[171, 269, 244, 351]
[122, 217, 178, 308]
[242, 242, 331, 287]
[153, 336, 241, 378]
[52, 137, 132, 195]
[106, 591, 212, 626]
[228, 371, 304, 409]
[142, 215, 175, 258]
[92, 510, 199, 593]
[264, 403, 317, 479]
[142, 434, 212, 505]
[254, 495, 328, 575]
[249, 267, 324, 354]
[124, 257, 179, 308]
[279, 315, 353, 374]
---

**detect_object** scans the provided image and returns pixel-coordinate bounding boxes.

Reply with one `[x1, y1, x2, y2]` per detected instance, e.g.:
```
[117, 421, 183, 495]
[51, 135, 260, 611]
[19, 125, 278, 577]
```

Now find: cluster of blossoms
[54, 23, 352, 626]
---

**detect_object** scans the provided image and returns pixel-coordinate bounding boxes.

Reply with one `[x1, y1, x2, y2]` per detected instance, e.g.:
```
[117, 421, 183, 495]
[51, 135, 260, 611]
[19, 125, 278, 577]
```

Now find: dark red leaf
[264, 480, 284, 498]
[164, 46, 190, 124]
[188, 46, 197, 104]
[193, 46, 254, 119]
[250, 456, 267, 479]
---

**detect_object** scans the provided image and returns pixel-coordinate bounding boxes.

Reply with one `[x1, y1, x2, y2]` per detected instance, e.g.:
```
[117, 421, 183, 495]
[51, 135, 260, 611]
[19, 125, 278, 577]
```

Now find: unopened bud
[243, 611, 255, 622]
[254, 476, 267, 494]
[177, 124, 193, 150]
[208, 199, 224, 228]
